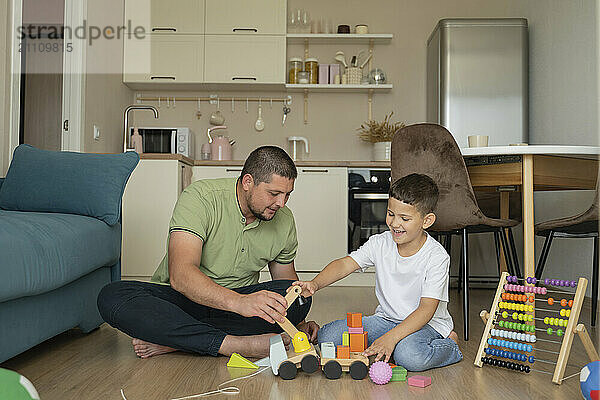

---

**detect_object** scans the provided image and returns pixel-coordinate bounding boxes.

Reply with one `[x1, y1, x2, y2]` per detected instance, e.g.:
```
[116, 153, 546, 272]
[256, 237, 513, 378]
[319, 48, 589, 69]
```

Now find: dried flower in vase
[357, 112, 405, 143]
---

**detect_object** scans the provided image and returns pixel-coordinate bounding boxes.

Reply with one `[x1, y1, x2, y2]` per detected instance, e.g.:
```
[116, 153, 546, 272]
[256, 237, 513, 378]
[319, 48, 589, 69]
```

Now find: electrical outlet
[93, 125, 100, 140]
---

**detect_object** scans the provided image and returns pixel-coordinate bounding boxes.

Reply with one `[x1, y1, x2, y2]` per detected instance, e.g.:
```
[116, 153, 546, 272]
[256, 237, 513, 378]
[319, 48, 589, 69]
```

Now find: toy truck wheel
[301, 354, 319, 374]
[278, 361, 297, 380]
[349, 361, 368, 380]
[323, 360, 342, 379]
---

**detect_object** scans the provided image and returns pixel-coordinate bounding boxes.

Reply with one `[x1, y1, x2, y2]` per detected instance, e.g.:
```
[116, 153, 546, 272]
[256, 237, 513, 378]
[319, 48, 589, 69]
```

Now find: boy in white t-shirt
[290, 173, 462, 371]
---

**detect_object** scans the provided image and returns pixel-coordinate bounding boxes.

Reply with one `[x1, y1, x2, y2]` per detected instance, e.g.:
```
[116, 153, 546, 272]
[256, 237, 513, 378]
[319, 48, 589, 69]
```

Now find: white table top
[460, 145, 600, 157]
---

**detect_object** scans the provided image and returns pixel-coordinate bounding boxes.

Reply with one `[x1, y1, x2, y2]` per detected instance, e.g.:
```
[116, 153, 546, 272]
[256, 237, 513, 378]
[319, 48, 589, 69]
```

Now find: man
[97, 146, 318, 358]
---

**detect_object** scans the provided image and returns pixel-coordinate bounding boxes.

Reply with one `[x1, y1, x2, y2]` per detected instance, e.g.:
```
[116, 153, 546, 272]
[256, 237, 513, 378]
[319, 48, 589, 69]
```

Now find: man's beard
[248, 195, 277, 221]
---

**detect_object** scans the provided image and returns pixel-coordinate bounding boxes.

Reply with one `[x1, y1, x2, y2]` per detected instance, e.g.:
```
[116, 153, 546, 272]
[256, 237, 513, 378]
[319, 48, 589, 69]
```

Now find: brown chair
[391, 123, 520, 340]
[535, 190, 598, 325]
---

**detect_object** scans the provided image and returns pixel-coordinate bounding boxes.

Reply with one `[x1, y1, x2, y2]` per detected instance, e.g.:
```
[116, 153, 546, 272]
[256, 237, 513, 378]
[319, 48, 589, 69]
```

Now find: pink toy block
[407, 375, 431, 388]
[348, 327, 363, 334]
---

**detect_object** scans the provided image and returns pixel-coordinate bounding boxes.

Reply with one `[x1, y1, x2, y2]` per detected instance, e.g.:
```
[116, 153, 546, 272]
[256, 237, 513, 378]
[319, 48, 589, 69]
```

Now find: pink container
[319, 64, 329, 84]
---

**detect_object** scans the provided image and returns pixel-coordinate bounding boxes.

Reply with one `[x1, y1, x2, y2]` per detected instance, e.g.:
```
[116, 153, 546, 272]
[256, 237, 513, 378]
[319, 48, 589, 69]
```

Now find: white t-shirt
[349, 231, 454, 338]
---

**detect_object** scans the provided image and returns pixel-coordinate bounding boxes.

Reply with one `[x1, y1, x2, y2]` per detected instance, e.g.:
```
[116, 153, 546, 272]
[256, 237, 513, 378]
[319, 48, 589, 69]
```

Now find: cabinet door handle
[226, 168, 242, 172]
[232, 77, 257, 81]
[301, 169, 329, 173]
[232, 28, 258, 33]
[151, 76, 176, 80]
[152, 27, 177, 32]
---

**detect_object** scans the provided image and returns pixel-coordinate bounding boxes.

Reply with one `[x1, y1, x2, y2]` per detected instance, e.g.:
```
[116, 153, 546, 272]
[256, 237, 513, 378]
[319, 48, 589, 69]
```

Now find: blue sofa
[0, 145, 138, 363]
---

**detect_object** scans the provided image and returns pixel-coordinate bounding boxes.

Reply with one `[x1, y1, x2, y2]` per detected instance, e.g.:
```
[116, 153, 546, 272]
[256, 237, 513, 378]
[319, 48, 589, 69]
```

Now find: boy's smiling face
[386, 197, 436, 253]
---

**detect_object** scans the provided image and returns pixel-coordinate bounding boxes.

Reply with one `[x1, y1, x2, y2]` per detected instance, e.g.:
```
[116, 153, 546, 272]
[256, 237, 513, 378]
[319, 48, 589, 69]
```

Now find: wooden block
[350, 332, 368, 352]
[337, 345, 350, 359]
[347, 312, 362, 328]
[407, 375, 431, 388]
[321, 342, 336, 359]
[342, 331, 349, 346]
[348, 327, 363, 334]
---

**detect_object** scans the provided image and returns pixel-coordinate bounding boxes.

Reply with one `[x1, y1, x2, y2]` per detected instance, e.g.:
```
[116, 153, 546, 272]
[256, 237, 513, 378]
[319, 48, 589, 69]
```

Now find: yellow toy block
[342, 331, 349, 346]
[227, 353, 258, 369]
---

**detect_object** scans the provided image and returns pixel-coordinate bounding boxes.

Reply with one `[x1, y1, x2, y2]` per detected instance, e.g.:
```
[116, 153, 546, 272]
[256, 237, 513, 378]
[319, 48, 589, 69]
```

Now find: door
[19, 0, 65, 150]
[205, 0, 286, 34]
[125, 0, 205, 34]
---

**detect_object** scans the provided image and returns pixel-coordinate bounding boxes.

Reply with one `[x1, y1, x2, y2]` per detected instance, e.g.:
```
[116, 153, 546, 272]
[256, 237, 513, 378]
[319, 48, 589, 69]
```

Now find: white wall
[0, 0, 10, 176]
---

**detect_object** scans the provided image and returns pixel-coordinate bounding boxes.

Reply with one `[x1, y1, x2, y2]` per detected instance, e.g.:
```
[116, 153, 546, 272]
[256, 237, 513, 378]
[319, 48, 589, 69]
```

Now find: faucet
[123, 105, 159, 152]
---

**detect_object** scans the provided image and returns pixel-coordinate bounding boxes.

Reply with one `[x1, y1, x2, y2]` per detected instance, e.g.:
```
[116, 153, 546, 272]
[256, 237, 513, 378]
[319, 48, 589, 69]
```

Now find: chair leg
[493, 231, 502, 278]
[592, 236, 598, 327]
[462, 228, 469, 341]
[535, 232, 554, 280]
[499, 228, 516, 278]
[507, 228, 522, 279]
[458, 234, 463, 292]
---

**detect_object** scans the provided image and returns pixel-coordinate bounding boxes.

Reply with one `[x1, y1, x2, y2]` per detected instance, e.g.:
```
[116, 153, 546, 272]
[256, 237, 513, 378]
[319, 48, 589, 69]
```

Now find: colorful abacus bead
[544, 278, 550, 285]
[557, 329, 564, 337]
[528, 295, 535, 303]
[547, 298, 554, 306]
[547, 328, 553, 335]
[571, 280, 577, 287]
[560, 299, 567, 307]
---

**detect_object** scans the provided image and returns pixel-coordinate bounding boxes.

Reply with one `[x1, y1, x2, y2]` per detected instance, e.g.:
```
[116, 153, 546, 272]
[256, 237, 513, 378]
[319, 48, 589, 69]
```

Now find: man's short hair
[389, 173, 439, 215]
[241, 146, 297, 184]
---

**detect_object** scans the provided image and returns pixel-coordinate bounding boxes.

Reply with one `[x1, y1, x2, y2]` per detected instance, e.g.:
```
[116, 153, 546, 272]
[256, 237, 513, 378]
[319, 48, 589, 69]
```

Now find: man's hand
[235, 290, 288, 324]
[362, 332, 398, 363]
[297, 320, 320, 343]
[288, 280, 319, 298]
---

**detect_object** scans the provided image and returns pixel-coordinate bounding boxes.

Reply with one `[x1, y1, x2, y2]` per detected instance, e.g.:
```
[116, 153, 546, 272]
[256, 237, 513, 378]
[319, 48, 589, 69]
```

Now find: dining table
[461, 145, 600, 280]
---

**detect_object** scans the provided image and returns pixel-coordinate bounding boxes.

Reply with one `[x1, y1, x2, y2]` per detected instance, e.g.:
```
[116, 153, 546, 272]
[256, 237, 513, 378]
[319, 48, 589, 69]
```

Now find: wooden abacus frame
[475, 272, 600, 384]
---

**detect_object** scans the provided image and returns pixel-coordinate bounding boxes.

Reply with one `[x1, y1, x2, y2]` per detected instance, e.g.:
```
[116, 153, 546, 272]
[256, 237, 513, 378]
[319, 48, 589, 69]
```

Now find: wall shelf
[286, 84, 392, 93]
[286, 33, 393, 44]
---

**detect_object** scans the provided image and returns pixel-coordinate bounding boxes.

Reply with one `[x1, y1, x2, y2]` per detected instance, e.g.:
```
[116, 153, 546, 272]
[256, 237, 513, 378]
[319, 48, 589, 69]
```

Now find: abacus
[475, 272, 599, 384]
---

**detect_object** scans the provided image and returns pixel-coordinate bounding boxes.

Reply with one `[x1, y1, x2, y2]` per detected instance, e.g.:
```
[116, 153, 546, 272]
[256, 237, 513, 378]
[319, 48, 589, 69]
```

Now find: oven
[348, 168, 391, 252]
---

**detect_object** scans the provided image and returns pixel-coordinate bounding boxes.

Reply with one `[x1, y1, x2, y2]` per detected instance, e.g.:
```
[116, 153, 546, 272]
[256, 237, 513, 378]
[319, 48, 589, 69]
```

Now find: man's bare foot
[448, 331, 459, 345]
[132, 338, 177, 359]
[219, 333, 291, 359]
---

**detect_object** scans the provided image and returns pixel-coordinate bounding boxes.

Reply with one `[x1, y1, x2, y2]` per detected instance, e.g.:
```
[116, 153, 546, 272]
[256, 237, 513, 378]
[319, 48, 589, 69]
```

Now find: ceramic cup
[468, 135, 489, 147]
[209, 110, 225, 126]
[355, 24, 368, 34]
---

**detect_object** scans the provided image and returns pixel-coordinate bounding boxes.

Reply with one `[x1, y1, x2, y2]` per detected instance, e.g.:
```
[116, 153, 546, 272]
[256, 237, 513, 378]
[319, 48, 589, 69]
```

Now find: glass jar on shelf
[288, 57, 303, 84]
[304, 57, 319, 84]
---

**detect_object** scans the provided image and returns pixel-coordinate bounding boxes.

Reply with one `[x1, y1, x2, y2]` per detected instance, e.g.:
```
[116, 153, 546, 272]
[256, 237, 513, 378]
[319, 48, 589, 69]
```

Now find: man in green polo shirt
[98, 146, 318, 359]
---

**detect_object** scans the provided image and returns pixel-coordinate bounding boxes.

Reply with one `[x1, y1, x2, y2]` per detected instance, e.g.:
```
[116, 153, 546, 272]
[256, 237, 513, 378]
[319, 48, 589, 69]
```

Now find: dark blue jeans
[97, 279, 311, 356]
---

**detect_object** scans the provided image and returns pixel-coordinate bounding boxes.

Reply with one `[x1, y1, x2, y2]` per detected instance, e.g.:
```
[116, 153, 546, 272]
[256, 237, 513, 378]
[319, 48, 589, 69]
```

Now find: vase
[373, 141, 391, 161]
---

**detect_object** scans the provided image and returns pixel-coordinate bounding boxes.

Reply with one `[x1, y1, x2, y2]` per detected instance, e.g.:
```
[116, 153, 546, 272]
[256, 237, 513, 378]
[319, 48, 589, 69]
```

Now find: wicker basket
[346, 67, 362, 85]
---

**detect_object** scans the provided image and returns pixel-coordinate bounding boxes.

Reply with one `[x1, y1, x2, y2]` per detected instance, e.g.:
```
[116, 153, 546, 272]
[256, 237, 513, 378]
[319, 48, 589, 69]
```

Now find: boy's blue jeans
[317, 314, 463, 371]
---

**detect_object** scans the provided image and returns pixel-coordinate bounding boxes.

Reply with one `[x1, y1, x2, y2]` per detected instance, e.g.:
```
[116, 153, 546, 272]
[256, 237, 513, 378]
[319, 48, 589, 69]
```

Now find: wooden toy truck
[320, 351, 369, 380]
[271, 286, 319, 380]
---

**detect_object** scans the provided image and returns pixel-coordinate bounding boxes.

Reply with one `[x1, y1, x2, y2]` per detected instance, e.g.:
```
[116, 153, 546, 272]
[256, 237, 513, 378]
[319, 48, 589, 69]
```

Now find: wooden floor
[2, 287, 598, 400]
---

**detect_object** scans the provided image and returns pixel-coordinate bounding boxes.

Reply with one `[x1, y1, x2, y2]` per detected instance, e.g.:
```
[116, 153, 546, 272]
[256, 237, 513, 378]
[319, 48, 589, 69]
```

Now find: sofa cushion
[0, 145, 139, 225]
[0, 210, 121, 302]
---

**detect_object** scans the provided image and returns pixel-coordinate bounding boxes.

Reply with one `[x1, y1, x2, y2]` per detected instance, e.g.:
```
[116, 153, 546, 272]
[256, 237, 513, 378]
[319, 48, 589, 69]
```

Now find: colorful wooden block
[342, 331, 349, 346]
[321, 342, 336, 359]
[347, 312, 362, 328]
[407, 375, 432, 388]
[349, 332, 368, 352]
[348, 327, 363, 334]
[336, 345, 350, 359]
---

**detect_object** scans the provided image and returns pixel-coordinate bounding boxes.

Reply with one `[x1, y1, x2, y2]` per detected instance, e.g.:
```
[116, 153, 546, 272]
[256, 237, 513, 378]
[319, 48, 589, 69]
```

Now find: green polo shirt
[151, 177, 298, 288]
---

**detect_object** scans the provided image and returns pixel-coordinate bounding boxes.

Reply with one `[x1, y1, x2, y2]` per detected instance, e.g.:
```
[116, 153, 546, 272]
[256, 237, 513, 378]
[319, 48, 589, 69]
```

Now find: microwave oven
[129, 127, 195, 158]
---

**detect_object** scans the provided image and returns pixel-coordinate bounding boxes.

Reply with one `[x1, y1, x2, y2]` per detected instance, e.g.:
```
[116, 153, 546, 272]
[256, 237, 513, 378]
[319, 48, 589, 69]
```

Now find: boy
[291, 173, 462, 371]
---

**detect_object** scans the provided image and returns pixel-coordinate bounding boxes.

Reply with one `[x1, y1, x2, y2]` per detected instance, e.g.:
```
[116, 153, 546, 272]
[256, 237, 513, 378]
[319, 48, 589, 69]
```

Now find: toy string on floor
[120, 366, 271, 400]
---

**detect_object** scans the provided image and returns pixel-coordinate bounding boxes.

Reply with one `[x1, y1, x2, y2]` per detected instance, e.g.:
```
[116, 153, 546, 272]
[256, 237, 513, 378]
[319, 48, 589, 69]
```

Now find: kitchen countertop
[139, 154, 391, 168]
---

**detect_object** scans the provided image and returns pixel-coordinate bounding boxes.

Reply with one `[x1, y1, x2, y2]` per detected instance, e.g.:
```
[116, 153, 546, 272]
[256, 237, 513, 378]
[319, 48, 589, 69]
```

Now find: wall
[0, 0, 9, 176]
[83, 0, 133, 153]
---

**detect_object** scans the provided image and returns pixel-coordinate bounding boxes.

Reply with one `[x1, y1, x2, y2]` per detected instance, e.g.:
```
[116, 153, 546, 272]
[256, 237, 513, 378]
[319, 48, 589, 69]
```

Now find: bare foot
[132, 338, 177, 359]
[219, 333, 291, 358]
[448, 331, 459, 345]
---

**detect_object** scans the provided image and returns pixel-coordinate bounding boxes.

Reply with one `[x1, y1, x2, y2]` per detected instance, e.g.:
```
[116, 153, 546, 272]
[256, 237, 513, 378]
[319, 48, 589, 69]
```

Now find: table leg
[498, 191, 510, 273]
[522, 154, 535, 279]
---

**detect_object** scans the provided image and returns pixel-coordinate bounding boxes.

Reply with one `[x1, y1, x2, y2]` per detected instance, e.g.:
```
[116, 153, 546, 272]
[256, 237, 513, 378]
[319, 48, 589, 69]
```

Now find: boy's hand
[288, 280, 319, 298]
[362, 332, 398, 363]
[297, 320, 320, 343]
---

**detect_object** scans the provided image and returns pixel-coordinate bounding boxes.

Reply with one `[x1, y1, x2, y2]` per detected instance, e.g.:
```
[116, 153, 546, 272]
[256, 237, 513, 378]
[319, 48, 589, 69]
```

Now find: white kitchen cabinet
[125, 0, 205, 34]
[192, 166, 243, 182]
[123, 34, 204, 83]
[205, 0, 286, 35]
[204, 35, 285, 83]
[286, 167, 347, 272]
[122, 160, 190, 279]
